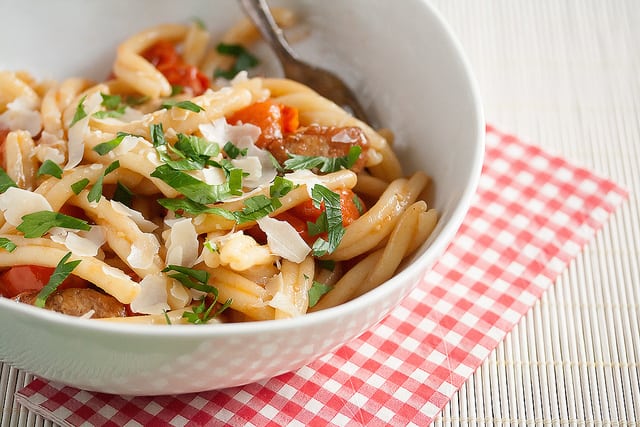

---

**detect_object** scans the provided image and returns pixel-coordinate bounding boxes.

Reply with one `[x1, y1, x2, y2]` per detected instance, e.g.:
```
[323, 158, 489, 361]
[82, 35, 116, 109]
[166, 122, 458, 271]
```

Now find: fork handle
[238, 0, 297, 63]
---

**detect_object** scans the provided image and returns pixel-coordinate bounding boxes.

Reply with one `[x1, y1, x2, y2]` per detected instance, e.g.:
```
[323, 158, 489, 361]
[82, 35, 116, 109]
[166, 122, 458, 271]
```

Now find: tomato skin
[291, 189, 365, 227]
[0, 266, 87, 299]
[226, 101, 299, 148]
[142, 41, 210, 96]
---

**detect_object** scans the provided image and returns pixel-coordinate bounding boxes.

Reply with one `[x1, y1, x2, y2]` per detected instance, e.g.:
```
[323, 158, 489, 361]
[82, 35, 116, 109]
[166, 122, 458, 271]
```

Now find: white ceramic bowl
[0, 0, 484, 395]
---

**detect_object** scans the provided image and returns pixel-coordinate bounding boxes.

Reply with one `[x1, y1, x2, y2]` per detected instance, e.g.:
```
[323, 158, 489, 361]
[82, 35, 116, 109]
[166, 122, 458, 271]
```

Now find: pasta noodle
[0, 15, 438, 324]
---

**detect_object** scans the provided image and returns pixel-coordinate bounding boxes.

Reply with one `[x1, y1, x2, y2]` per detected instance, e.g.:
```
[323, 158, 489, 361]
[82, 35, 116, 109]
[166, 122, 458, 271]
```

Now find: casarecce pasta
[0, 16, 437, 324]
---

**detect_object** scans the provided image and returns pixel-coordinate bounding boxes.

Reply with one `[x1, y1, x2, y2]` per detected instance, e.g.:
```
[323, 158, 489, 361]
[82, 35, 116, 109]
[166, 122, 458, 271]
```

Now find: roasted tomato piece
[142, 40, 210, 95]
[226, 100, 299, 148]
[268, 125, 368, 173]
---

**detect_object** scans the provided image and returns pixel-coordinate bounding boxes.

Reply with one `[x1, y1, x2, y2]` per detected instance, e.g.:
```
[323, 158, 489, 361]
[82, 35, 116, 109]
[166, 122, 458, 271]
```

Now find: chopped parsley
[284, 145, 361, 173]
[223, 141, 247, 159]
[151, 164, 242, 205]
[69, 95, 88, 127]
[17, 211, 91, 238]
[308, 281, 333, 308]
[214, 43, 259, 79]
[157, 197, 217, 215]
[160, 100, 204, 113]
[34, 252, 81, 308]
[71, 178, 90, 195]
[0, 237, 16, 252]
[37, 160, 63, 179]
[92, 93, 126, 119]
[162, 265, 216, 293]
[0, 168, 17, 194]
[93, 132, 137, 155]
[309, 185, 345, 256]
[211, 195, 282, 224]
[113, 181, 134, 207]
[87, 160, 120, 203]
[151, 124, 218, 171]
[182, 297, 232, 324]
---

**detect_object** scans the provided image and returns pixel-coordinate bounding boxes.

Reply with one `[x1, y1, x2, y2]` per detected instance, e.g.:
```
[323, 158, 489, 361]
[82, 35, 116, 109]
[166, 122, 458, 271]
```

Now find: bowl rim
[0, 0, 485, 339]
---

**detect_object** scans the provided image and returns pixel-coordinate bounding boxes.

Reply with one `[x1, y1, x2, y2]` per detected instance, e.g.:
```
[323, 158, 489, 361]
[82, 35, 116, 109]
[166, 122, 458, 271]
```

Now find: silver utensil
[238, 0, 371, 123]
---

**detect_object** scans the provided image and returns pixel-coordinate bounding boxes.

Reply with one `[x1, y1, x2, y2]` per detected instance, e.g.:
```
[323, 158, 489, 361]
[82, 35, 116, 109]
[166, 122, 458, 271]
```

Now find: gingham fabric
[14, 125, 627, 426]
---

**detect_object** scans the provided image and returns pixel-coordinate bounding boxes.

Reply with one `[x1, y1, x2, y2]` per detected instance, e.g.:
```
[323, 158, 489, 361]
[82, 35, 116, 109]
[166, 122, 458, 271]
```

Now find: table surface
[2, 1, 639, 425]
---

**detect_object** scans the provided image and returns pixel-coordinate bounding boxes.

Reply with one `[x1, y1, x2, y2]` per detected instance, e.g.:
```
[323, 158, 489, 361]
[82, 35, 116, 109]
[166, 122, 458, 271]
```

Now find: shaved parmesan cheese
[201, 166, 226, 185]
[284, 170, 324, 197]
[0, 187, 52, 226]
[112, 135, 145, 156]
[110, 201, 158, 232]
[231, 156, 263, 187]
[0, 97, 42, 136]
[49, 225, 106, 257]
[199, 118, 277, 188]
[265, 273, 299, 317]
[257, 216, 311, 263]
[66, 92, 102, 169]
[164, 217, 199, 267]
[130, 274, 170, 314]
[127, 233, 160, 269]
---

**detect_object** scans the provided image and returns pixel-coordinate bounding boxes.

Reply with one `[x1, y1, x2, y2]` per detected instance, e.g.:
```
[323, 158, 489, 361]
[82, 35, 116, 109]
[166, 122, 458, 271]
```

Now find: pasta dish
[0, 13, 437, 324]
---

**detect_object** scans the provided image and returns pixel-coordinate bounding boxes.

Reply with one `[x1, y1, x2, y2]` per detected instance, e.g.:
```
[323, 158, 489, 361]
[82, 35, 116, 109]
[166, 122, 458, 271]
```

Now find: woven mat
[12, 125, 627, 426]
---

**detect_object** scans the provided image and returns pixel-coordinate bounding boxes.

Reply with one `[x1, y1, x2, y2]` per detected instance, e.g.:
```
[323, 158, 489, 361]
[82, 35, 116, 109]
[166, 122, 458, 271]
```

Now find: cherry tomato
[226, 101, 299, 148]
[142, 41, 210, 96]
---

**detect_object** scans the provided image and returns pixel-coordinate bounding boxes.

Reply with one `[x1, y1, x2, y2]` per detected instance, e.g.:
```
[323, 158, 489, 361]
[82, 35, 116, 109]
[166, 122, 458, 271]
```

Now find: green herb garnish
[87, 160, 120, 203]
[0, 168, 17, 194]
[34, 252, 81, 308]
[69, 95, 87, 127]
[309, 185, 344, 256]
[182, 297, 232, 324]
[160, 100, 204, 113]
[308, 281, 333, 308]
[0, 237, 16, 252]
[214, 43, 260, 79]
[93, 132, 136, 155]
[151, 164, 242, 205]
[37, 160, 63, 179]
[71, 178, 90, 195]
[284, 145, 361, 173]
[223, 141, 247, 159]
[17, 211, 91, 238]
[113, 182, 134, 207]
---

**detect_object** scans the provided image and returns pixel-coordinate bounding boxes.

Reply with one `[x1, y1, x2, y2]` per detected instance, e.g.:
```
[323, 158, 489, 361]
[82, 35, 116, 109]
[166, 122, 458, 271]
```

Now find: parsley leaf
[310, 185, 344, 256]
[93, 132, 136, 155]
[100, 93, 122, 110]
[71, 178, 90, 195]
[37, 160, 63, 179]
[69, 95, 88, 127]
[214, 43, 259, 79]
[160, 100, 204, 112]
[113, 181, 134, 207]
[0, 237, 16, 252]
[223, 141, 247, 159]
[17, 211, 91, 238]
[182, 297, 232, 324]
[35, 252, 81, 308]
[87, 160, 120, 203]
[0, 168, 17, 194]
[151, 164, 242, 204]
[308, 281, 333, 308]
[284, 145, 362, 173]
[170, 85, 184, 96]
[162, 265, 217, 294]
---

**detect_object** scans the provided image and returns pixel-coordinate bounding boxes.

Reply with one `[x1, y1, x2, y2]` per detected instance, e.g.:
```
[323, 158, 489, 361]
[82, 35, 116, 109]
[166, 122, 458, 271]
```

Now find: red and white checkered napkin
[15, 125, 627, 426]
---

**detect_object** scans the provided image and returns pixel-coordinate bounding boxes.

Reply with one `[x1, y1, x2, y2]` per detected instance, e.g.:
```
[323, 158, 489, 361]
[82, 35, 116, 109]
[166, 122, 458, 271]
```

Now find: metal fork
[238, 0, 371, 123]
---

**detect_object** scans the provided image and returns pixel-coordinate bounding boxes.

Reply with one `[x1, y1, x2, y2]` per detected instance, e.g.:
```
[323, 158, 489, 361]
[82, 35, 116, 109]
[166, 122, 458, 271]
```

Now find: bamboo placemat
[430, 0, 640, 425]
